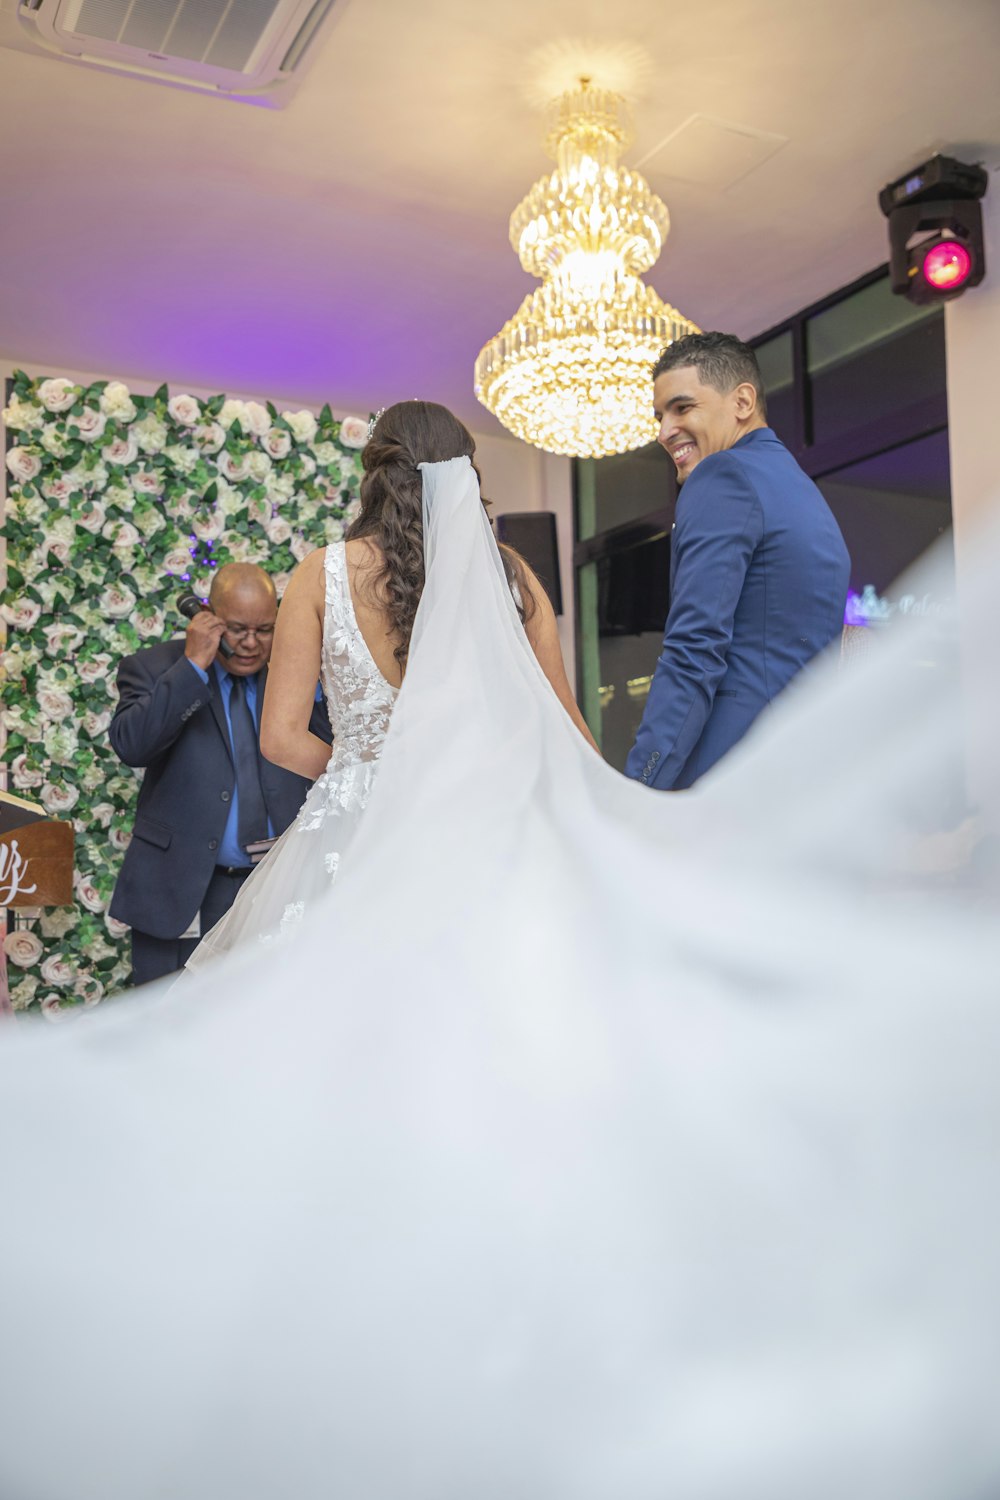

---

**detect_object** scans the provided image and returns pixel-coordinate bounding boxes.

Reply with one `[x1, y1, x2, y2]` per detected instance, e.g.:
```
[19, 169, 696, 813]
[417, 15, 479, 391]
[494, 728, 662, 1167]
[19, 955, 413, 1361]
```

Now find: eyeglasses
[221, 621, 275, 641]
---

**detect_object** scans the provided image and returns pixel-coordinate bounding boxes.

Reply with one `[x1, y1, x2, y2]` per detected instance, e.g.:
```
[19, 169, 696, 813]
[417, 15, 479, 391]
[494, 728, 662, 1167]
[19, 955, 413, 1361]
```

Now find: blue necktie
[228, 675, 268, 850]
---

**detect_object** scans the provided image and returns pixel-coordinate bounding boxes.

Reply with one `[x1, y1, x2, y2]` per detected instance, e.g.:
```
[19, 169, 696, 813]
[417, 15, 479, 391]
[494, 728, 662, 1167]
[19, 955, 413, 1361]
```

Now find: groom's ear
[732, 381, 759, 419]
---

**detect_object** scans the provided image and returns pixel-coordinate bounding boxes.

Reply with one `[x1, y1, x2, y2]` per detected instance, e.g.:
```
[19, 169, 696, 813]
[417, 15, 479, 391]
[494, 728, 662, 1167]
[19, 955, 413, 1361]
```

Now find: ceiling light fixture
[474, 80, 699, 459]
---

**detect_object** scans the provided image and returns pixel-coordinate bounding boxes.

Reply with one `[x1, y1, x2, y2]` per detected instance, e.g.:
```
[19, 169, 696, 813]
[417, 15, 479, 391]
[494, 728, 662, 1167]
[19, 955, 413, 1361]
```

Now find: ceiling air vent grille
[7, 0, 338, 103]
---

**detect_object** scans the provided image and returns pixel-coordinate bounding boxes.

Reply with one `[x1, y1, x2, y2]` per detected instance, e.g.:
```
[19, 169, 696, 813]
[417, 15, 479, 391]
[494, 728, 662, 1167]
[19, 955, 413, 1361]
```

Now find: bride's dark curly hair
[346, 400, 536, 671]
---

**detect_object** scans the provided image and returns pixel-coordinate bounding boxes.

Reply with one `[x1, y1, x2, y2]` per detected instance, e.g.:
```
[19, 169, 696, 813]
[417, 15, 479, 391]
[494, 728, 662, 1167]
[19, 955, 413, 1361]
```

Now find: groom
[626, 332, 850, 791]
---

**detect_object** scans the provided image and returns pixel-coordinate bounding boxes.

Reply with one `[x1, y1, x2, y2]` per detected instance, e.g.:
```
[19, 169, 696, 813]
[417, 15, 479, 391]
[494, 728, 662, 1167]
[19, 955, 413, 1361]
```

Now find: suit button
[221, 790, 231, 802]
[208, 838, 218, 851]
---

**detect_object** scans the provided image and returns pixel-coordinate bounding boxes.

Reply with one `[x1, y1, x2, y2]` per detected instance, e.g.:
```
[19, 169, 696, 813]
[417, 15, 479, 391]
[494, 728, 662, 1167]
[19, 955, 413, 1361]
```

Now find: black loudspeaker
[495, 511, 563, 616]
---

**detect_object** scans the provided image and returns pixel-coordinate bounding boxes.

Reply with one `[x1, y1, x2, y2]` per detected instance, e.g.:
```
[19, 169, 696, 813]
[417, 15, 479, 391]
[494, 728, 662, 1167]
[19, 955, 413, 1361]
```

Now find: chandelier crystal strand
[475, 82, 699, 459]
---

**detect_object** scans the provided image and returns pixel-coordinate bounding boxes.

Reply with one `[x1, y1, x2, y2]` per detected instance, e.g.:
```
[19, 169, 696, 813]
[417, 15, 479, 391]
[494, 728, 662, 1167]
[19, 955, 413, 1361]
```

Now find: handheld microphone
[177, 590, 233, 658]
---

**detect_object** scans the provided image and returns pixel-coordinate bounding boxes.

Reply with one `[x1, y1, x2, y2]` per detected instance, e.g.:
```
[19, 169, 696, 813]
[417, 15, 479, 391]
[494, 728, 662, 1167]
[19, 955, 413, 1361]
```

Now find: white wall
[944, 160, 1000, 823]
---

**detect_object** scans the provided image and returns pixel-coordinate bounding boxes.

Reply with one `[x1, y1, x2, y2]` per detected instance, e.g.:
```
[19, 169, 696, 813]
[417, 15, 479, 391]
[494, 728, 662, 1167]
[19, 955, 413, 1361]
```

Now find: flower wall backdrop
[1, 370, 368, 1016]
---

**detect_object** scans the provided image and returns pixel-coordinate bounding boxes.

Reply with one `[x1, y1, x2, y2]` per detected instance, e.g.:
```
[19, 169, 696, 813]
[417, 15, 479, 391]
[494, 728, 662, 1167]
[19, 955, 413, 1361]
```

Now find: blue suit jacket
[109, 639, 332, 939]
[625, 428, 850, 791]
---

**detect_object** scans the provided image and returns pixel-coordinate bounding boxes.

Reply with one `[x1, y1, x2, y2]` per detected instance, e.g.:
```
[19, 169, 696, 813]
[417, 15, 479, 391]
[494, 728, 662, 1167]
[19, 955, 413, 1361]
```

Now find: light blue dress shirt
[187, 659, 274, 867]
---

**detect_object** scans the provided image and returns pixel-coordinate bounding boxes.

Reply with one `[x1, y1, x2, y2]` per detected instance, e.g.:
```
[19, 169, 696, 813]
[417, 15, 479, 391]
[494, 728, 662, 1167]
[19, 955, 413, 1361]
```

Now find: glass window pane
[815, 428, 953, 610]
[754, 331, 796, 448]
[807, 279, 944, 445]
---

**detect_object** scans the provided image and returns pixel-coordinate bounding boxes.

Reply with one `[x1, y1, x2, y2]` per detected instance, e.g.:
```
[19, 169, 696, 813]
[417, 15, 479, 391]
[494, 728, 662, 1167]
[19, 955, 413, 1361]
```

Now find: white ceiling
[1, 0, 999, 435]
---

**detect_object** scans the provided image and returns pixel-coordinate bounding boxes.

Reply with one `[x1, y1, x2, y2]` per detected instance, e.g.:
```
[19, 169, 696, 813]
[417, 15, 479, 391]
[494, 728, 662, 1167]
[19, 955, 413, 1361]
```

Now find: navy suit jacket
[109, 639, 332, 939]
[625, 428, 850, 791]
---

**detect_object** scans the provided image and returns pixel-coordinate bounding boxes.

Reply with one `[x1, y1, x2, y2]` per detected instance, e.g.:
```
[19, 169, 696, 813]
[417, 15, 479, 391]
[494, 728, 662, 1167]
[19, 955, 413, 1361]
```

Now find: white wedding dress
[0, 459, 998, 1500]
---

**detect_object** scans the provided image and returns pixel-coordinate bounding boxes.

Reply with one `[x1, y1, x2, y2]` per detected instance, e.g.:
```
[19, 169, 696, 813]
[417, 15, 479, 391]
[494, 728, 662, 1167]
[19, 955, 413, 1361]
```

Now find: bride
[186, 400, 597, 968]
[0, 402, 998, 1500]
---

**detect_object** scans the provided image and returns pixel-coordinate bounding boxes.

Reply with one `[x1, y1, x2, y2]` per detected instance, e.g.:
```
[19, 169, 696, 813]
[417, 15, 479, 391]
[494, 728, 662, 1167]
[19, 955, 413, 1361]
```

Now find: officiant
[108, 563, 332, 986]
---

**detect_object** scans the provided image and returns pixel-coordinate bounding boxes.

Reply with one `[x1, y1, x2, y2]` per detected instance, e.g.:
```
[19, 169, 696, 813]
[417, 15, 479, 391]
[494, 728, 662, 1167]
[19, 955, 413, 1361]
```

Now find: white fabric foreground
[0, 457, 998, 1500]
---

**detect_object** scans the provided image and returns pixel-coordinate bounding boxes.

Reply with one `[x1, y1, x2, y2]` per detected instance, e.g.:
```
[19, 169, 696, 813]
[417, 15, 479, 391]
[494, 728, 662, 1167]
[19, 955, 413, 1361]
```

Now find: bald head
[209, 564, 278, 676]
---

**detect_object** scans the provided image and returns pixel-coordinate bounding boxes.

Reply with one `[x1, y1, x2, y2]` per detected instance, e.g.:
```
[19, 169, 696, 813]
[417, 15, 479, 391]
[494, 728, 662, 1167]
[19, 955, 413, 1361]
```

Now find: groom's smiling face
[653, 366, 757, 482]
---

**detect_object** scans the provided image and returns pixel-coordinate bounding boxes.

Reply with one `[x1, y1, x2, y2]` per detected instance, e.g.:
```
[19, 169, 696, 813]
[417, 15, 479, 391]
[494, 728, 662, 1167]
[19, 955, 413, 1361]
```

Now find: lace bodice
[320, 541, 399, 768]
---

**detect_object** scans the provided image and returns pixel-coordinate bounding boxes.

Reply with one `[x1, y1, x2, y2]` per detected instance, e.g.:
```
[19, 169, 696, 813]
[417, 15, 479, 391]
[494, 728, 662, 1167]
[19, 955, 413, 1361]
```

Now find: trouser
[129, 866, 254, 987]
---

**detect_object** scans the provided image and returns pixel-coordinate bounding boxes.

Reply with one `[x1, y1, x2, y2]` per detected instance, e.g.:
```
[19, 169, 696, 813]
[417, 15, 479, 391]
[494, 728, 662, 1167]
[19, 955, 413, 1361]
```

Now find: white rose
[4, 931, 43, 968]
[132, 609, 165, 641]
[245, 450, 272, 483]
[74, 874, 105, 913]
[133, 414, 168, 453]
[10, 976, 40, 1010]
[76, 499, 107, 533]
[193, 510, 225, 541]
[10, 753, 44, 789]
[40, 908, 78, 939]
[131, 470, 162, 495]
[224, 537, 252, 563]
[324, 517, 345, 544]
[338, 416, 369, 449]
[290, 533, 312, 563]
[163, 545, 194, 575]
[41, 426, 72, 458]
[99, 381, 137, 423]
[2, 393, 44, 430]
[193, 422, 226, 454]
[216, 482, 244, 517]
[168, 394, 201, 426]
[109, 827, 132, 852]
[217, 450, 252, 483]
[43, 623, 85, 657]
[40, 781, 80, 815]
[78, 762, 105, 793]
[73, 408, 108, 444]
[5, 447, 42, 483]
[247, 496, 271, 526]
[0, 598, 42, 630]
[102, 519, 141, 548]
[38, 377, 78, 413]
[267, 472, 296, 503]
[164, 443, 200, 474]
[40, 996, 68, 1022]
[243, 401, 272, 438]
[103, 482, 133, 509]
[218, 399, 250, 430]
[42, 476, 74, 505]
[264, 516, 292, 545]
[83, 707, 114, 736]
[90, 802, 115, 829]
[40, 954, 76, 988]
[99, 584, 136, 618]
[263, 428, 292, 460]
[38, 688, 74, 722]
[86, 460, 109, 492]
[44, 723, 79, 764]
[311, 440, 338, 466]
[105, 913, 130, 939]
[283, 409, 318, 444]
[102, 435, 140, 466]
[77, 654, 112, 684]
[296, 454, 317, 479]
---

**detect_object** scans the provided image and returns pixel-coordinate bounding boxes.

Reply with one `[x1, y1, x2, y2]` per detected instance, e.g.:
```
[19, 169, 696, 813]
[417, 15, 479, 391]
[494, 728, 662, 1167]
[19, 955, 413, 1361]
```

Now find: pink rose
[99, 584, 137, 618]
[10, 753, 44, 789]
[43, 476, 76, 504]
[131, 470, 162, 495]
[263, 428, 292, 460]
[74, 874, 105, 913]
[3, 931, 43, 968]
[102, 519, 141, 548]
[1, 599, 41, 630]
[109, 827, 132, 851]
[264, 516, 292, 546]
[90, 803, 115, 829]
[133, 609, 165, 641]
[5, 447, 42, 483]
[168, 394, 201, 426]
[217, 451, 252, 483]
[73, 408, 108, 443]
[193, 511, 225, 542]
[74, 974, 105, 1007]
[290, 533, 312, 563]
[163, 545, 195, 575]
[102, 435, 140, 466]
[243, 402, 272, 438]
[38, 378, 78, 413]
[40, 954, 76, 988]
[78, 500, 107, 533]
[40, 996, 69, 1022]
[38, 688, 74, 722]
[44, 623, 85, 656]
[77, 654, 112, 685]
[83, 708, 113, 737]
[194, 422, 226, 453]
[271, 571, 292, 598]
[338, 416, 369, 449]
[105, 913, 130, 939]
[40, 781, 79, 815]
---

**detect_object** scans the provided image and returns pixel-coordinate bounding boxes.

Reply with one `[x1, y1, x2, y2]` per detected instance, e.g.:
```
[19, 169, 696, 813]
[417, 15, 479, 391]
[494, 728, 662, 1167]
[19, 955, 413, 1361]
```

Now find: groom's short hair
[653, 332, 767, 420]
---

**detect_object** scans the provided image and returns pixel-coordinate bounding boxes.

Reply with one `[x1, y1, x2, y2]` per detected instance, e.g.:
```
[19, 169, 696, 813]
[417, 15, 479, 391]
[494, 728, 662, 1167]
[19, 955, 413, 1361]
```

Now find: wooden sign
[0, 790, 74, 908]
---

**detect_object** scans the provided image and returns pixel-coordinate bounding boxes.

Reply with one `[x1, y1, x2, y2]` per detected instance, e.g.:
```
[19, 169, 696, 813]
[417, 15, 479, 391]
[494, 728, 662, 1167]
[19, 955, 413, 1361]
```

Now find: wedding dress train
[0, 459, 997, 1500]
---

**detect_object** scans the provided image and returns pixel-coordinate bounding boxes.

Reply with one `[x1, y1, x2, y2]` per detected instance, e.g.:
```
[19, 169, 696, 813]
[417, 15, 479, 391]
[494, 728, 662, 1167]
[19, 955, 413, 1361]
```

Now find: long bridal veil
[0, 457, 998, 1500]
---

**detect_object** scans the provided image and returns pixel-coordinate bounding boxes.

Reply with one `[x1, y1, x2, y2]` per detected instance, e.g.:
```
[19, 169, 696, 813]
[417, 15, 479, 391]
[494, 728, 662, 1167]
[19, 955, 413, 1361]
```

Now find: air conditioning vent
[3, 0, 338, 104]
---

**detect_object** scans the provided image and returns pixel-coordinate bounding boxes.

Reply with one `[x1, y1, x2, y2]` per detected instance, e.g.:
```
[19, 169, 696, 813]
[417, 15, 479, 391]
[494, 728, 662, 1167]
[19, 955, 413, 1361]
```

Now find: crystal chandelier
[474, 82, 699, 459]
